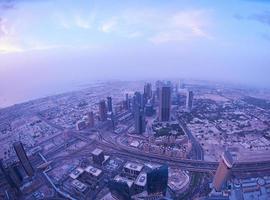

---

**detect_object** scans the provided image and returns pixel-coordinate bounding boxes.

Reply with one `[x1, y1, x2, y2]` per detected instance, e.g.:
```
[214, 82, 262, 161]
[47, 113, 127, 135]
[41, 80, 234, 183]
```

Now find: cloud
[98, 9, 212, 44]
[248, 11, 270, 26]
[74, 15, 91, 29]
[149, 10, 211, 44]
[100, 18, 117, 33]
[126, 31, 143, 38]
[235, 11, 270, 27]
[56, 10, 96, 30]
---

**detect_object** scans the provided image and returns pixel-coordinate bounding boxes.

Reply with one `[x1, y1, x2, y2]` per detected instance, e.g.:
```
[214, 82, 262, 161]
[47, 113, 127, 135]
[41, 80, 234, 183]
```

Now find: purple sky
[0, 0, 270, 107]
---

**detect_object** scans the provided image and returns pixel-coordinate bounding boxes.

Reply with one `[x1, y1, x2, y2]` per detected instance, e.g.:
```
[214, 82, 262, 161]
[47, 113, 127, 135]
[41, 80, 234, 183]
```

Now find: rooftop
[71, 179, 87, 192]
[135, 172, 147, 187]
[92, 148, 103, 156]
[69, 167, 84, 179]
[85, 165, 102, 177]
[124, 162, 144, 172]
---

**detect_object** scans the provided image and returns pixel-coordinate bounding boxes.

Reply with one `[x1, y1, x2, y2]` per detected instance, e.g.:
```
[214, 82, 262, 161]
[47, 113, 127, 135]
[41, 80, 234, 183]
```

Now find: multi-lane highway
[34, 109, 270, 178]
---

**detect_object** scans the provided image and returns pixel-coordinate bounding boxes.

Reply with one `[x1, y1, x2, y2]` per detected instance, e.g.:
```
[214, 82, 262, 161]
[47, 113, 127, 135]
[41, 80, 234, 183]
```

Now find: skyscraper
[0, 160, 21, 192]
[134, 92, 143, 108]
[144, 83, 152, 99]
[107, 96, 113, 112]
[159, 86, 171, 122]
[134, 105, 145, 135]
[155, 81, 162, 100]
[8, 165, 23, 189]
[213, 151, 234, 192]
[125, 93, 130, 110]
[13, 142, 34, 177]
[87, 111, 95, 128]
[186, 90, 194, 111]
[147, 165, 168, 196]
[99, 100, 107, 121]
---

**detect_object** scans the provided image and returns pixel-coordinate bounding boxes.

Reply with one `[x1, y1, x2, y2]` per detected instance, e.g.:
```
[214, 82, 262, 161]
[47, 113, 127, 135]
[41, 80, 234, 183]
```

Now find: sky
[0, 0, 270, 107]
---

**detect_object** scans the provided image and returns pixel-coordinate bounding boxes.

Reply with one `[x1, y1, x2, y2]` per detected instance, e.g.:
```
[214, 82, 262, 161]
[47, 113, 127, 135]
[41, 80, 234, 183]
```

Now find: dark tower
[159, 86, 171, 122]
[13, 142, 34, 177]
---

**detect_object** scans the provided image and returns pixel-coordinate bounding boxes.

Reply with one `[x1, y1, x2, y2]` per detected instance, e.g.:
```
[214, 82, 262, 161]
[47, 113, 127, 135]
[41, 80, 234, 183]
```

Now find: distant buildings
[159, 86, 171, 122]
[147, 165, 168, 196]
[155, 81, 162, 101]
[179, 81, 185, 89]
[186, 90, 194, 111]
[13, 142, 34, 177]
[213, 151, 234, 192]
[107, 96, 113, 112]
[99, 100, 107, 121]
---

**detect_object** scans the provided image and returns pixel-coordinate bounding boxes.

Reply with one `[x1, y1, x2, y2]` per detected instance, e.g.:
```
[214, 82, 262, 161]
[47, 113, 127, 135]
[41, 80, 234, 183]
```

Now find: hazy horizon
[0, 0, 270, 107]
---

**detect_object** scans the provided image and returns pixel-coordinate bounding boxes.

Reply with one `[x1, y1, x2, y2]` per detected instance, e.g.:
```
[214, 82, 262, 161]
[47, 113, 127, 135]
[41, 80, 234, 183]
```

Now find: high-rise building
[88, 111, 95, 128]
[186, 91, 194, 111]
[134, 106, 145, 134]
[13, 142, 34, 177]
[159, 86, 171, 122]
[0, 160, 21, 192]
[147, 165, 168, 196]
[8, 165, 23, 189]
[99, 100, 107, 121]
[108, 179, 131, 200]
[144, 83, 152, 99]
[91, 148, 105, 166]
[125, 93, 130, 110]
[155, 81, 162, 100]
[145, 102, 154, 116]
[108, 111, 116, 129]
[107, 96, 113, 112]
[179, 81, 185, 89]
[213, 151, 234, 192]
[134, 92, 143, 108]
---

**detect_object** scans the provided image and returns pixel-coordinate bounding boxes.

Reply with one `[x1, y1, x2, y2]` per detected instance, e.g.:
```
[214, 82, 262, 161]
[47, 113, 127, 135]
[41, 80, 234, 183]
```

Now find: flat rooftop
[71, 179, 87, 192]
[69, 167, 84, 179]
[85, 165, 102, 177]
[135, 172, 147, 187]
[92, 148, 103, 156]
[124, 162, 144, 172]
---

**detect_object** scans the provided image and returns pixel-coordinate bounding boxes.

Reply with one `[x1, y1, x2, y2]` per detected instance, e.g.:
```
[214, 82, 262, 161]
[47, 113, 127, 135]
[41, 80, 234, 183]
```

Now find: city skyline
[0, 0, 270, 107]
[0, 79, 270, 199]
